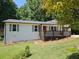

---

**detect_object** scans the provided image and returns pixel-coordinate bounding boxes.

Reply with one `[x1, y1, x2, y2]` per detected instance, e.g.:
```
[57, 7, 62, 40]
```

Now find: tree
[42, 0, 79, 25]
[0, 0, 17, 36]
[42, 0, 79, 33]
[18, 0, 52, 21]
[17, 5, 29, 20]
[0, 0, 17, 21]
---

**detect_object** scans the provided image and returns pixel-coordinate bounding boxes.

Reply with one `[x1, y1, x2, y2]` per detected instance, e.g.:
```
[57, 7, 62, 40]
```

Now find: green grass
[0, 38, 79, 59]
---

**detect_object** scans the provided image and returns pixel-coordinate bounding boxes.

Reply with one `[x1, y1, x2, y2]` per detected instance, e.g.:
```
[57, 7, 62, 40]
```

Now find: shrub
[67, 53, 79, 59]
[24, 46, 30, 57]
[0, 36, 4, 41]
[21, 46, 31, 59]
[67, 47, 79, 53]
[67, 47, 79, 59]
[13, 46, 31, 59]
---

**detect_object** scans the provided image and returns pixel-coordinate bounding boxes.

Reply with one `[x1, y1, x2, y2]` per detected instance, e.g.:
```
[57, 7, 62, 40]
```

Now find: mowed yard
[0, 38, 79, 59]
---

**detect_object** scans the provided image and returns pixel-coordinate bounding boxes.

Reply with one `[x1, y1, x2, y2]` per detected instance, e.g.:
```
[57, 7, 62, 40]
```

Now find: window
[35, 26, 38, 31]
[50, 26, 57, 31]
[9, 24, 19, 32]
[13, 24, 16, 31]
[32, 25, 39, 32]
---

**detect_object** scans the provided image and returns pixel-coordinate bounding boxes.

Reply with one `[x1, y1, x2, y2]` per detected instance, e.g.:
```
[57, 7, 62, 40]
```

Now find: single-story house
[3, 19, 71, 43]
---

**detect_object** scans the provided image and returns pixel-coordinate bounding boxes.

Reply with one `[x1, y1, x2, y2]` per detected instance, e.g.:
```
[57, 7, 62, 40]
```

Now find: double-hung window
[9, 24, 19, 32]
[32, 25, 39, 32]
[13, 24, 16, 31]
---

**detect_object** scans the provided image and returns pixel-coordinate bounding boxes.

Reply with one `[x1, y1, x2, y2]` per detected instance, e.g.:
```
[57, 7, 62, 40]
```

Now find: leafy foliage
[67, 53, 79, 59]
[42, 0, 79, 32]
[67, 47, 79, 59]
[17, 0, 52, 21]
[42, 0, 79, 24]
[0, 0, 17, 21]
[13, 46, 31, 59]
[67, 47, 79, 53]
[22, 46, 31, 57]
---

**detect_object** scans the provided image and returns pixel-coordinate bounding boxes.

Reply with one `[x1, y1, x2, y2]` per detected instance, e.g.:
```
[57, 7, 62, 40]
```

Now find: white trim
[4, 23, 6, 44]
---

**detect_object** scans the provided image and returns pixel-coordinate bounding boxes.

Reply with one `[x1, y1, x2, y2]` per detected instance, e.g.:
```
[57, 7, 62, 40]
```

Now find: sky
[13, 0, 26, 8]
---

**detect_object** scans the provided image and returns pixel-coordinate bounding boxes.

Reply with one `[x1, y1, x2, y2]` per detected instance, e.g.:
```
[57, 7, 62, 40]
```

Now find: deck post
[39, 24, 45, 40]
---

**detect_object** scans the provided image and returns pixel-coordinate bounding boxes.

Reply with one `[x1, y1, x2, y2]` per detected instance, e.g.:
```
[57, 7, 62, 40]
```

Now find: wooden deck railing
[44, 31, 71, 37]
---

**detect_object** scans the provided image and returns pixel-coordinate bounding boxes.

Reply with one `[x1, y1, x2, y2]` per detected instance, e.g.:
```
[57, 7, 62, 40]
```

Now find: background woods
[0, 0, 79, 34]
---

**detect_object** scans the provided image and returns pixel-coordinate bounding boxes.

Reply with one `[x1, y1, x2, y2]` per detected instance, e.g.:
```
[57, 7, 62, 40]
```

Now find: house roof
[46, 20, 57, 24]
[3, 19, 57, 25]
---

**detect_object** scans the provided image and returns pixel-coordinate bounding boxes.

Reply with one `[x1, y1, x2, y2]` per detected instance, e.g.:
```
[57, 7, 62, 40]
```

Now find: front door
[43, 26, 47, 32]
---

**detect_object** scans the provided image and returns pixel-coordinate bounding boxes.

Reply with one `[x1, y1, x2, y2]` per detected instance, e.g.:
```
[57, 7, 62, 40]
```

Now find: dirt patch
[34, 37, 76, 45]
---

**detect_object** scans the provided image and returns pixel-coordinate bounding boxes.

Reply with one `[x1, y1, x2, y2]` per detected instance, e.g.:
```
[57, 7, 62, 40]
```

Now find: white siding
[5, 23, 40, 42]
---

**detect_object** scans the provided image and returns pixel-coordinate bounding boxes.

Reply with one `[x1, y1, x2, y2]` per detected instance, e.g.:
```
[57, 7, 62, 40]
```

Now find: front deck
[40, 30, 71, 41]
[44, 31, 71, 40]
[39, 24, 71, 41]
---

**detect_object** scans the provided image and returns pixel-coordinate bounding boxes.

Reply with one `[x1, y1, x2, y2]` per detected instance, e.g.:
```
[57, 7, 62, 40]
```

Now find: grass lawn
[0, 38, 79, 59]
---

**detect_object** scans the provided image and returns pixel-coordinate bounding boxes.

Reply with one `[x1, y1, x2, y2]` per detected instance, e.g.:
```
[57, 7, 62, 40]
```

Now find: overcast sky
[13, 0, 26, 8]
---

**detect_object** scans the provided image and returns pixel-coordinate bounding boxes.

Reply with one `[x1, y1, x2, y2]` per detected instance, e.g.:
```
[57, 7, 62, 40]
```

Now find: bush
[13, 46, 31, 59]
[67, 47, 79, 59]
[24, 46, 31, 57]
[67, 53, 79, 59]
[67, 47, 79, 53]
[0, 36, 4, 41]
